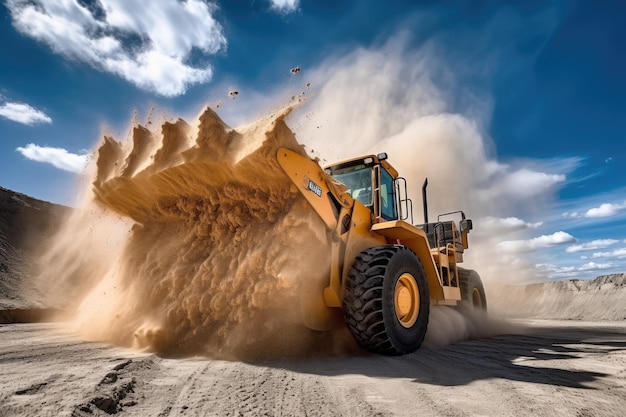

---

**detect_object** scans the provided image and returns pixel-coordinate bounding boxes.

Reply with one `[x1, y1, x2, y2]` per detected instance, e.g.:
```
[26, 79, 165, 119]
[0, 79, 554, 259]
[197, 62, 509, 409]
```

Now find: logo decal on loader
[303, 176, 322, 197]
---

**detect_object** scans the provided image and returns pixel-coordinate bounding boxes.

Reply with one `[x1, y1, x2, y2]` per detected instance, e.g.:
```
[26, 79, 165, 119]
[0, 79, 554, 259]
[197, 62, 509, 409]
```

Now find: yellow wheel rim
[472, 288, 483, 309]
[394, 273, 420, 328]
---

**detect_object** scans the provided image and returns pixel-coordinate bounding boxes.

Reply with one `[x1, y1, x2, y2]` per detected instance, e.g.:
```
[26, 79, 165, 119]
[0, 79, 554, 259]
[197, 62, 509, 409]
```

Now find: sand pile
[0, 187, 69, 310]
[488, 274, 626, 321]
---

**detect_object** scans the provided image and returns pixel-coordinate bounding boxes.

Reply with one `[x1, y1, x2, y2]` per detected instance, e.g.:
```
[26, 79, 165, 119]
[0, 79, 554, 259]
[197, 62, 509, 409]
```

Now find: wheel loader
[277, 148, 487, 355]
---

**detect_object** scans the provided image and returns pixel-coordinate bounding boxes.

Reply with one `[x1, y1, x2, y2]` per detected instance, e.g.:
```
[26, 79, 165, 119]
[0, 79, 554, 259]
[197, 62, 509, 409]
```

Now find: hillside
[0, 186, 70, 310]
[488, 274, 626, 321]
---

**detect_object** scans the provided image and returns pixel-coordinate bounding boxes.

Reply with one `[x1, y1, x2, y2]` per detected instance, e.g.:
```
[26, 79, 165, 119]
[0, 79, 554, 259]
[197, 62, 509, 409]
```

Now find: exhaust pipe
[422, 178, 428, 231]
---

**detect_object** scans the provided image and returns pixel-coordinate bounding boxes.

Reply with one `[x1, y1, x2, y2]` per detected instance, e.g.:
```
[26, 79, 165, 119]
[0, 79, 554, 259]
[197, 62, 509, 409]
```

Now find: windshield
[330, 166, 372, 206]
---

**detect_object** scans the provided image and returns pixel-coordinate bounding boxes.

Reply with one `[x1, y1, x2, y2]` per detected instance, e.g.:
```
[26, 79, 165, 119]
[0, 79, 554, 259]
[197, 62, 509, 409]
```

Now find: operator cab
[325, 154, 473, 256]
[325, 153, 410, 222]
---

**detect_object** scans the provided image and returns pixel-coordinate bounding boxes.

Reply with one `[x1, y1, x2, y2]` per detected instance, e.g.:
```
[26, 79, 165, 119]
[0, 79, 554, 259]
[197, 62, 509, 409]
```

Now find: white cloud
[269, 0, 299, 13]
[536, 261, 613, 279]
[577, 262, 614, 271]
[536, 263, 576, 278]
[486, 167, 565, 200]
[480, 216, 542, 233]
[566, 239, 620, 253]
[584, 202, 626, 218]
[16, 143, 89, 173]
[0, 102, 52, 125]
[591, 248, 626, 259]
[499, 231, 575, 253]
[6, 0, 226, 97]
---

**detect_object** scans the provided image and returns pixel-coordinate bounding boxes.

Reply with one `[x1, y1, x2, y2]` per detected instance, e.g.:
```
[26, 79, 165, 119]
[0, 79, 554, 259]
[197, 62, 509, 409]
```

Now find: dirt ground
[1, 319, 625, 417]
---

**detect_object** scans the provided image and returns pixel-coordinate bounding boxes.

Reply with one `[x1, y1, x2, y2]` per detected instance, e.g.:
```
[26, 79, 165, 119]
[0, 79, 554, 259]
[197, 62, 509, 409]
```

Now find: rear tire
[458, 268, 487, 310]
[343, 245, 430, 355]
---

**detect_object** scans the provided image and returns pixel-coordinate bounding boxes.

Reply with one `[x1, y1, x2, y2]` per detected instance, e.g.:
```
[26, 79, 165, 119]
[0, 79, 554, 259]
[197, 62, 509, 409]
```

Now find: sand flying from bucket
[33, 106, 362, 359]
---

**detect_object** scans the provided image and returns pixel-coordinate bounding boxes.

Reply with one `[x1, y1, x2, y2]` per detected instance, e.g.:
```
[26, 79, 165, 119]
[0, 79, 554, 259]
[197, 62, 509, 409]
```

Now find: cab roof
[325, 153, 399, 178]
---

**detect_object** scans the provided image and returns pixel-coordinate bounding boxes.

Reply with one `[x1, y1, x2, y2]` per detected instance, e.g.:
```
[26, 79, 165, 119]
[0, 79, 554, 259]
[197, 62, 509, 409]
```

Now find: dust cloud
[291, 35, 565, 285]
[424, 306, 525, 349]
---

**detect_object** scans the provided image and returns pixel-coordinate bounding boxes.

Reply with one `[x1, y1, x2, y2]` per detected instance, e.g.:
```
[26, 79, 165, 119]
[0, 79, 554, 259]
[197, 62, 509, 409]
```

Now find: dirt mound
[488, 273, 626, 321]
[0, 187, 70, 310]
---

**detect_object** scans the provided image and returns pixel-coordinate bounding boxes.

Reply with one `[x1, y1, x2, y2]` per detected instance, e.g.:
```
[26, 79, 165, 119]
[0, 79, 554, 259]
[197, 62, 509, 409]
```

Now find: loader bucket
[92, 107, 306, 224]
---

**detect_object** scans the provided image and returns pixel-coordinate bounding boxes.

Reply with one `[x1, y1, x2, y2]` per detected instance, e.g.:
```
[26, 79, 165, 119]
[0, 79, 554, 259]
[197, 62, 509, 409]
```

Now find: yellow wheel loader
[277, 148, 487, 355]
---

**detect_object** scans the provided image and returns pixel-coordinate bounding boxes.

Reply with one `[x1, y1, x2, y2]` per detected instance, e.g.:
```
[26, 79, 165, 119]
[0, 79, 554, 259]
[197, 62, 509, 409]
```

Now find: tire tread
[344, 245, 428, 355]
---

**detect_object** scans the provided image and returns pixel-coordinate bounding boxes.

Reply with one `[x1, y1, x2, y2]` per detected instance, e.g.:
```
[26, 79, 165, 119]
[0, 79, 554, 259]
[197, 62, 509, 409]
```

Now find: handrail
[394, 176, 413, 224]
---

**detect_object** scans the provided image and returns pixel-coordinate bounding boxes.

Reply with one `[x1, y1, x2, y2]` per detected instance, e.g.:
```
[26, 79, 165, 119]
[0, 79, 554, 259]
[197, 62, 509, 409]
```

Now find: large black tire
[458, 268, 487, 310]
[343, 245, 430, 355]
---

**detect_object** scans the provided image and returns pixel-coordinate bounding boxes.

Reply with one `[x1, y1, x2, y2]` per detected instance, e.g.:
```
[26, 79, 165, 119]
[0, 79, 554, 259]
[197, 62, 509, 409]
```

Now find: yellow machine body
[277, 148, 470, 330]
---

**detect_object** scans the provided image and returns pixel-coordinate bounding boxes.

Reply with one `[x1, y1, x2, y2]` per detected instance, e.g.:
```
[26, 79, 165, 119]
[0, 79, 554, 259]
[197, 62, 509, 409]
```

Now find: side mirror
[460, 219, 473, 232]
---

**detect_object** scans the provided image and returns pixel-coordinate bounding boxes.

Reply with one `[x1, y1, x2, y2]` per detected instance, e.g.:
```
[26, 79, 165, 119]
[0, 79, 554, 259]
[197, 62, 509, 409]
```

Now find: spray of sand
[34, 106, 364, 359]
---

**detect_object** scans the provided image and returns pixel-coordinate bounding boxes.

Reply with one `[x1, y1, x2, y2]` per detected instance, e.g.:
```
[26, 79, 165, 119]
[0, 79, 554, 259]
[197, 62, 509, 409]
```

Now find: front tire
[343, 245, 430, 355]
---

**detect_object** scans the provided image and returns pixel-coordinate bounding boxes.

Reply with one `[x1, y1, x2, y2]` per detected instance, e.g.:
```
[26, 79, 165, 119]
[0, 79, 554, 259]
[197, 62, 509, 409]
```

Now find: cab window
[331, 167, 372, 206]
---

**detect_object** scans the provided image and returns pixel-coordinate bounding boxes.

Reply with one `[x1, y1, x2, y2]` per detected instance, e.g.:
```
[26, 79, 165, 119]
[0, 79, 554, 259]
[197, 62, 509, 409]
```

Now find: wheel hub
[472, 288, 483, 309]
[394, 273, 420, 328]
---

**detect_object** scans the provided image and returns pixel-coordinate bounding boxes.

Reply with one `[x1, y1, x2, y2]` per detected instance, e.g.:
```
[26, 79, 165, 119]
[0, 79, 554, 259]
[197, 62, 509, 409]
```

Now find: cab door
[375, 165, 398, 221]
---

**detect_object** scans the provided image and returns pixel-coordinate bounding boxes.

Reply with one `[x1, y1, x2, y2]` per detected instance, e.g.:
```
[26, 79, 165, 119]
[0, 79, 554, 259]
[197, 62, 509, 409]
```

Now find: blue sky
[0, 0, 625, 282]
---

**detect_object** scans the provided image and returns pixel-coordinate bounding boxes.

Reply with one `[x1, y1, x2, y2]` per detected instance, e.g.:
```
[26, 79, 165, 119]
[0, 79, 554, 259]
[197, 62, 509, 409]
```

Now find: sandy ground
[1, 319, 625, 417]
